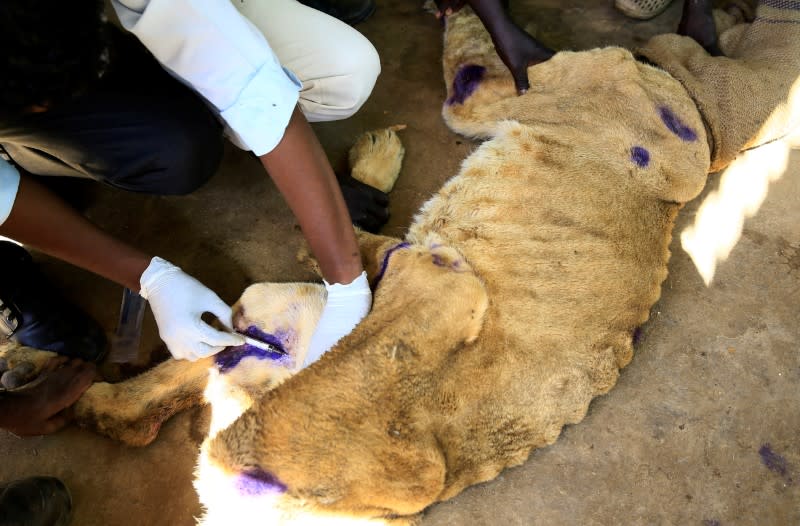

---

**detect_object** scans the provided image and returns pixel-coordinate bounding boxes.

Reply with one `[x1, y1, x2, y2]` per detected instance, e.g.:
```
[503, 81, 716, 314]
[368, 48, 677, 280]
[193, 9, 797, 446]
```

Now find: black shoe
[0, 477, 72, 526]
[0, 242, 107, 363]
[298, 0, 376, 25]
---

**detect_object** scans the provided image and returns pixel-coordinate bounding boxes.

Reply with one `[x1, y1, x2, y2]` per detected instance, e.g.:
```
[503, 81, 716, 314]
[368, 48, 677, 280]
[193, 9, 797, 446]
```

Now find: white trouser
[234, 0, 381, 122]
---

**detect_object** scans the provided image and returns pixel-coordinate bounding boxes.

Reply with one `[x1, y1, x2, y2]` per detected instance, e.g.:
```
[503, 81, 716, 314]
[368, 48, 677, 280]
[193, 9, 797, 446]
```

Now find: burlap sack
[639, 0, 800, 172]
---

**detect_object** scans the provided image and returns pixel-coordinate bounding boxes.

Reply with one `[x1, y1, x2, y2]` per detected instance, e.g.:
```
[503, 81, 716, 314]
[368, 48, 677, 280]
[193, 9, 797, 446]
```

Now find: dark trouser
[0, 28, 224, 195]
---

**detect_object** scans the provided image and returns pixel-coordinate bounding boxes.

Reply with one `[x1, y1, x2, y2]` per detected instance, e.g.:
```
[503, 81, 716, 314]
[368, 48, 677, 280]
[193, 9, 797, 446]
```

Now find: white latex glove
[304, 271, 372, 367]
[139, 257, 245, 361]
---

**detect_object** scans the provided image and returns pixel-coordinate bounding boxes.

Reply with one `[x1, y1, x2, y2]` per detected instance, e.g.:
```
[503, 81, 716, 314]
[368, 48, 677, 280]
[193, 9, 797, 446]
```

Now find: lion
[2, 1, 797, 524]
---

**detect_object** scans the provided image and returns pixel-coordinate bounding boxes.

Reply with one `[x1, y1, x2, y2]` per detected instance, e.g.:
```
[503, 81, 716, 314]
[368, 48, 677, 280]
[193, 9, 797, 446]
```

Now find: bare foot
[678, 0, 724, 56]
[0, 358, 96, 436]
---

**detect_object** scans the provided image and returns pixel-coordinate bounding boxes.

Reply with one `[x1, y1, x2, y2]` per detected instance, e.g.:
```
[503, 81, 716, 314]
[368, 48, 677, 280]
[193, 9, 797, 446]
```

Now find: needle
[239, 334, 288, 355]
[208, 313, 289, 356]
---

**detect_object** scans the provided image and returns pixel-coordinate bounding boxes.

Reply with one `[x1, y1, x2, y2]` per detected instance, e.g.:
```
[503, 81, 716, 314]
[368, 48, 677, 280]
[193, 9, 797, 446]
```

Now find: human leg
[232, 0, 388, 232]
[234, 0, 381, 123]
[0, 29, 224, 196]
[297, 0, 376, 26]
[0, 30, 224, 359]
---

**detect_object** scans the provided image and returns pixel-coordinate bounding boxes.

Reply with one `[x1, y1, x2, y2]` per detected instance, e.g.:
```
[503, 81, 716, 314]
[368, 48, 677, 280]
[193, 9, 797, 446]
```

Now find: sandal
[615, 0, 675, 20]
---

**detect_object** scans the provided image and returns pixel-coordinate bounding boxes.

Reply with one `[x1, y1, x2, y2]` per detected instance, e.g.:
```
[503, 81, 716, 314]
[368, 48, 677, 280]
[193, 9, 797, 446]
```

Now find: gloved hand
[337, 173, 390, 234]
[304, 271, 372, 367]
[139, 257, 244, 361]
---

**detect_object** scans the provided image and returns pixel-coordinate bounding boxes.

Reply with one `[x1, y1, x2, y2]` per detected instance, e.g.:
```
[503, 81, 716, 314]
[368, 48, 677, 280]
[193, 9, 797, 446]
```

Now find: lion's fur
[0, 9, 721, 525]
[191, 10, 710, 523]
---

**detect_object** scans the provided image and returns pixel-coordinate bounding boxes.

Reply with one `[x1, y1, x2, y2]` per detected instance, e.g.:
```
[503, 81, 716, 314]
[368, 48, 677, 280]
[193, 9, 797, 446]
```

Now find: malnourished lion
[3, 2, 797, 524]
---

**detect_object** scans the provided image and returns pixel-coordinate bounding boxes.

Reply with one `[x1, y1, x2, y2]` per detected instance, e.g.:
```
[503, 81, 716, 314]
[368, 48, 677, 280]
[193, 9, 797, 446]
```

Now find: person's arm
[112, 0, 364, 283]
[261, 107, 372, 365]
[112, 0, 302, 157]
[0, 164, 243, 361]
[0, 172, 151, 290]
[114, 0, 374, 361]
[261, 107, 361, 285]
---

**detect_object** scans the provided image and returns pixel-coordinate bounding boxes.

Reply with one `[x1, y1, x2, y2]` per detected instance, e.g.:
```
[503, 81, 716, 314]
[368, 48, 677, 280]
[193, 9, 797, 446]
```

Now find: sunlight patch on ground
[681, 139, 791, 285]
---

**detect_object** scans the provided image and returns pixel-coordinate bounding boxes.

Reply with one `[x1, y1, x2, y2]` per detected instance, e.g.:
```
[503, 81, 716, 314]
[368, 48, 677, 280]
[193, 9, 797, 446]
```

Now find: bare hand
[485, 16, 554, 94]
[436, 0, 555, 94]
[0, 357, 95, 436]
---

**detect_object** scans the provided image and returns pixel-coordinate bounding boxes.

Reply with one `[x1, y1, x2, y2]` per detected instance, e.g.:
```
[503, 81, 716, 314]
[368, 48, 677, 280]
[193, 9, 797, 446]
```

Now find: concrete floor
[2, 1, 798, 524]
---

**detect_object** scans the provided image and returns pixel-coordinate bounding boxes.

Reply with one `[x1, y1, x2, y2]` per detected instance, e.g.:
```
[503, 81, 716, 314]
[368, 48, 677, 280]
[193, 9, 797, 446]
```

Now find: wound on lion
[658, 106, 698, 142]
[235, 468, 288, 496]
[631, 146, 651, 167]
[214, 326, 289, 372]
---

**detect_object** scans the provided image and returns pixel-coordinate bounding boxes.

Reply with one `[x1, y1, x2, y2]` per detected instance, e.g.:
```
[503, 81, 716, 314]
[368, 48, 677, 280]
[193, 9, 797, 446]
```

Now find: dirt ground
[1, 1, 798, 524]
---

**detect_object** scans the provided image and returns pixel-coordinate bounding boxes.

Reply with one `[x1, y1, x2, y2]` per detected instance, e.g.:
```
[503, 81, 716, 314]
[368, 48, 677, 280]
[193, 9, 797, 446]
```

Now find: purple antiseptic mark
[235, 468, 287, 496]
[214, 325, 289, 373]
[658, 106, 698, 142]
[702, 520, 721, 526]
[759, 443, 792, 481]
[632, 327, 643, 346]
[431, 252, 462, 270]
[373, 242, 410, 289]
[446, 64, 486, 106]
[631, 146, 650, 167]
